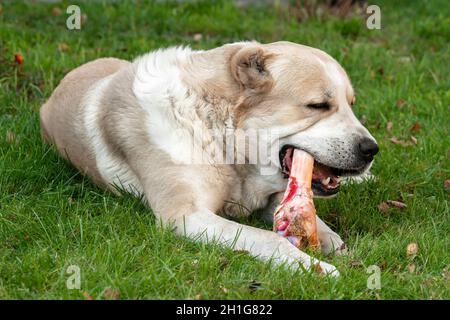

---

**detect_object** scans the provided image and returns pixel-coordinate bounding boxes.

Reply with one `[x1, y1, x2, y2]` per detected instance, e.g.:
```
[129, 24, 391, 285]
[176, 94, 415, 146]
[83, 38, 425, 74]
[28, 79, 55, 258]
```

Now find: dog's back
[40, 57, 130, 185]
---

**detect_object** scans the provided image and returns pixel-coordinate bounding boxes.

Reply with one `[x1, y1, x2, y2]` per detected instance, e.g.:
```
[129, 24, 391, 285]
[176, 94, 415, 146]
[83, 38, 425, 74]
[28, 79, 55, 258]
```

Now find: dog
[40, 41, 378, 277]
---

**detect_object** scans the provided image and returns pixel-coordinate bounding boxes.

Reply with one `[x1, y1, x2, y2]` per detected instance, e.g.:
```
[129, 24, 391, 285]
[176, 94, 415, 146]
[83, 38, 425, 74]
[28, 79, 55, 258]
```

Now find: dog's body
[40, 41, 378, 276]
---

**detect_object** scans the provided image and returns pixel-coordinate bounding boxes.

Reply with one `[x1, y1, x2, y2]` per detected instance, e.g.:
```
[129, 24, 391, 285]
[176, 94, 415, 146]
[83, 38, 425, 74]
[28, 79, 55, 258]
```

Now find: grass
[0, 0, 449, 299]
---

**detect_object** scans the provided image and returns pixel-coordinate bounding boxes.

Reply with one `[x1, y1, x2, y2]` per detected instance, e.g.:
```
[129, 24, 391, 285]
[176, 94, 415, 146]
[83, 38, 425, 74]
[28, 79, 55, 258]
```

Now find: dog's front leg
[172, 208, 339, 276]
[136, 160, 339, 276]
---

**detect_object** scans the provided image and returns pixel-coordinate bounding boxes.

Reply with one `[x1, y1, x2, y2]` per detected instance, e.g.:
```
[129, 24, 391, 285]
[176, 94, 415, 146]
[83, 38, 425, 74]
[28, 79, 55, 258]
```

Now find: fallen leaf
[51, 7, 62, 16]
[410, 136, 418, 145]
[442, 268, 450, 282]
[396, 99, 407, 108]
[82, 291, 94, 300]
[14, 53, 24, 64]
[193, 33, 203, 41]
[386, 121, 393, 132]
[378, 202, 390, 213]
[6, 131, 17, 144]
[387, 200, 407, 209]
[313, 263, 324, 275]
[389, 136, 411, 146]
[104, 287, 120, 300]
[423, 278, 435, 287]
[58, 43, 70, 52]
[444, 180, 450, 190]
[410, 122, 421, 132]
[390, 137, 399, 144]
[350, 260, 363, 268]
[406, 243, 419, 256]
[407, 264, 416, 274]
[220, 286, 229, 294]
[378, 260, 387, 270]
[81, 13, 88, 25]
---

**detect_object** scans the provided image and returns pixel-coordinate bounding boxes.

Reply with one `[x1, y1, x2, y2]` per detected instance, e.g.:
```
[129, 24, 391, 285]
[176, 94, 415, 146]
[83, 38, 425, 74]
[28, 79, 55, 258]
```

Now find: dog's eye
[307, 102, 330, 110]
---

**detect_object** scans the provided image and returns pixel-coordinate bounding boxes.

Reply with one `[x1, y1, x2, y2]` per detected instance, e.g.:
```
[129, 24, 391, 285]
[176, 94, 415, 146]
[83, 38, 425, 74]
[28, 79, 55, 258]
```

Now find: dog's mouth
[279, 145, 362, 197]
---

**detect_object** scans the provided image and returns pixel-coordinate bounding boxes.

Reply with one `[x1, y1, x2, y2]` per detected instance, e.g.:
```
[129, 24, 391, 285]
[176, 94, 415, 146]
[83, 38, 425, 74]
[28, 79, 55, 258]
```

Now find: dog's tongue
[274, 149, 320, 249]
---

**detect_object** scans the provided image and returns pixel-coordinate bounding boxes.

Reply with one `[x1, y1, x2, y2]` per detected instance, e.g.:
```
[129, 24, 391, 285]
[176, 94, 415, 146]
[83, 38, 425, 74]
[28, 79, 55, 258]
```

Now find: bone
[273, 149, 320, 249]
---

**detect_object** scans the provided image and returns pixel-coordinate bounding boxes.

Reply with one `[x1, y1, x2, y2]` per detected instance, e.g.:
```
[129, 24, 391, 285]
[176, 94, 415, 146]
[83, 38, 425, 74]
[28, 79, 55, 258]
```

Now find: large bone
[274, 149, 320, 249]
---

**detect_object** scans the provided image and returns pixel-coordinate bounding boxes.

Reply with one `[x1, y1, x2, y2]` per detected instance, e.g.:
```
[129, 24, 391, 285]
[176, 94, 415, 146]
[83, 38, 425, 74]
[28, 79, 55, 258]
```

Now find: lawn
[0, 0, 448, 299]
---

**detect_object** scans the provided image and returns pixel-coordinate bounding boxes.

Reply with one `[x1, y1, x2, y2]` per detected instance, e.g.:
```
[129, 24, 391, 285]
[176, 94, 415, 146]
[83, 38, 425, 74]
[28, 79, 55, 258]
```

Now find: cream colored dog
[40, 41, 379, 277]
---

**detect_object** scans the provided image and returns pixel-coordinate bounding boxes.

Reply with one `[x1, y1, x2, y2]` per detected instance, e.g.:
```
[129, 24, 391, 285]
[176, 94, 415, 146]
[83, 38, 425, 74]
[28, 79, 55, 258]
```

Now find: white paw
[320, 231, 347, 256]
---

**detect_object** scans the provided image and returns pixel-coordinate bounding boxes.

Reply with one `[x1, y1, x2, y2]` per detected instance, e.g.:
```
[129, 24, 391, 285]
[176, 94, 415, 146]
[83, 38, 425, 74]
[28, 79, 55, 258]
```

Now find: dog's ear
[230, 46, 275, 93]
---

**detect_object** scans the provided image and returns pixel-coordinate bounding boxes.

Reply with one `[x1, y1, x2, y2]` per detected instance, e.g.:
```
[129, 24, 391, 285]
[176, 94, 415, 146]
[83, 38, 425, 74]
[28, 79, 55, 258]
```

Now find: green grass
[0, 0, 449, 299]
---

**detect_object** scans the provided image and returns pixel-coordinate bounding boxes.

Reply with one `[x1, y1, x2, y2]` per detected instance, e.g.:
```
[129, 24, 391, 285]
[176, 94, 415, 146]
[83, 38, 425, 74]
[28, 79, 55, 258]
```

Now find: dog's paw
[319, 231, 347, 256]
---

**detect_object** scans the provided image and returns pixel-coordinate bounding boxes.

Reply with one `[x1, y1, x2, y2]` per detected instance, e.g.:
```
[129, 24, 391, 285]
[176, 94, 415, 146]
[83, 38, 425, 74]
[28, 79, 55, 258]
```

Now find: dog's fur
[40, 41, 378, 276]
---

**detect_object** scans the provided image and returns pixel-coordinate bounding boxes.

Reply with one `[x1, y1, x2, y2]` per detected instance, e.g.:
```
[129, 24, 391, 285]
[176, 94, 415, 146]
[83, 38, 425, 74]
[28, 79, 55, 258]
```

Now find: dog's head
[230, 41, 379, 197]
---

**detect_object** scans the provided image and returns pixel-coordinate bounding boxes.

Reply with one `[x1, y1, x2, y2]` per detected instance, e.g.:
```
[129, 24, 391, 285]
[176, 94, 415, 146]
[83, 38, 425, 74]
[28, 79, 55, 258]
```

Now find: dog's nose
[358, 138, 379, 159]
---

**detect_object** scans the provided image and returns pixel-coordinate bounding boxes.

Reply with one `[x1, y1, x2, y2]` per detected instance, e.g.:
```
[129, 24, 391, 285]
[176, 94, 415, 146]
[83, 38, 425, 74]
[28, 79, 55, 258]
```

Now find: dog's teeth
[322, 177, 331, 185]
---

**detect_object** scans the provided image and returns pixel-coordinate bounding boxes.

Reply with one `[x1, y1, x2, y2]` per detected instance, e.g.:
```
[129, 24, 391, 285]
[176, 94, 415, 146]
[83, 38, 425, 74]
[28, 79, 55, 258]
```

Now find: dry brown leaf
[350, 260, 363, 268]
[82, 291, 94, 300]
[410, 136, 418, 145]
[406, 243, 419, 256]
[104, 287, 120, 300]
[407, 264, 416, 274]
[193, 33, 203, 41]
[378, 202, 390, 213]
[390, 137, 400, 144]
[444, 180, 450, 190]
[410, 122, 421, 132]
[58, 43, 70, 52]
[6, 131, 17, 144]
[442, 268, 450, 282]
[396, 99, 407, 108]
[387, 200, 407, 209]
[389, 137, 411, 147]
[313, 263, 324, 275]
[51, 7, 62, 16]
[378, 260, 387, 270]
[81, 13, 88, 25]
[386, 121, 393, 132]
